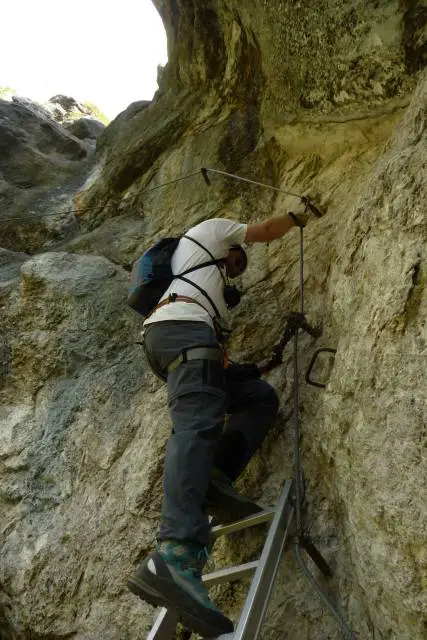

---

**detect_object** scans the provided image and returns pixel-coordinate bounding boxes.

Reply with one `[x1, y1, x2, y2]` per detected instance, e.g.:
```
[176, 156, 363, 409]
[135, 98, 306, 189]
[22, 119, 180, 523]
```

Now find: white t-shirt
[143, 218, 247, 330]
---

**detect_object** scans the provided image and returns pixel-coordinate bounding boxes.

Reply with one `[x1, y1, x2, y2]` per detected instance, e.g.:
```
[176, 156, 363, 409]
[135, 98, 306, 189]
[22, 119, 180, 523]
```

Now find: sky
[0, 0, 168, 120]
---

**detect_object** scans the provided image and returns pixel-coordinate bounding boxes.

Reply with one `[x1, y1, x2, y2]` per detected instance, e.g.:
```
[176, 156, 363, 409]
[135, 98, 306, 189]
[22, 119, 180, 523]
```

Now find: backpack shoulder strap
[171, 234, 226, 319]
[175, 275, 221, 319]
[179, 259, 219, 277]
[180, 235, 226, 283]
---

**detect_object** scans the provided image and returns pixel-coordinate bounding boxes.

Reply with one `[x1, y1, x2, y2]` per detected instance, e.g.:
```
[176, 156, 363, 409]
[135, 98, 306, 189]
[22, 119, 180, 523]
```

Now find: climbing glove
[225, 362, 261, 383]
[288, 209, 310, 228]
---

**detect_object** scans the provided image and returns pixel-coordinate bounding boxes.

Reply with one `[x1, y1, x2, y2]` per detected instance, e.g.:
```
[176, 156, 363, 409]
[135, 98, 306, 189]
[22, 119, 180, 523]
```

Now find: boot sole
[127, 576, 167, 608]
[127, 572, 233, 638]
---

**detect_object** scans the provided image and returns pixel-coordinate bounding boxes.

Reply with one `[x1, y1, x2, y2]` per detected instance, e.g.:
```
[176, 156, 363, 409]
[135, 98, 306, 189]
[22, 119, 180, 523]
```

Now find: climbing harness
[143, 169, 356, 639]
[167, 345, 224, 374]
[140, 320, 225, 382]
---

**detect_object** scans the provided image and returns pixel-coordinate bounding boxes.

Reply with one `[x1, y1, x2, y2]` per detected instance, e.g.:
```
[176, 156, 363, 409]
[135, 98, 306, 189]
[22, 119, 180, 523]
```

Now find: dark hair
[229, 244, 247, 273]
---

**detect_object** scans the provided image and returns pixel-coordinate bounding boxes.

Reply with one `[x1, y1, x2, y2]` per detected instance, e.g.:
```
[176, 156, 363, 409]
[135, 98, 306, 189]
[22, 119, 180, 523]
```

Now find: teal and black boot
[204, 467, 263, 525]
[127, 539, 233, 638]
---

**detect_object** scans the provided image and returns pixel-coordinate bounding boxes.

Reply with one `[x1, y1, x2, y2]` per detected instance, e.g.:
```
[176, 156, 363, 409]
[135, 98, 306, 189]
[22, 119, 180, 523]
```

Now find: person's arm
[245, 213, 298, 243]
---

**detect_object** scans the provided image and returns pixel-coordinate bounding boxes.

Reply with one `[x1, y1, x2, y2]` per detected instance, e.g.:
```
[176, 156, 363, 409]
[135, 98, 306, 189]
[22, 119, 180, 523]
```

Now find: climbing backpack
[128, 238, 180, 317]
[127, 236, 223, 318]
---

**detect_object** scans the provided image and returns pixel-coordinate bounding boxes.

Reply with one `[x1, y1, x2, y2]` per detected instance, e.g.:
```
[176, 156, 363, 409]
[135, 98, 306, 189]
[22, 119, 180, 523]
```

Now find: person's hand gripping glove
[225, 362, 261, 382]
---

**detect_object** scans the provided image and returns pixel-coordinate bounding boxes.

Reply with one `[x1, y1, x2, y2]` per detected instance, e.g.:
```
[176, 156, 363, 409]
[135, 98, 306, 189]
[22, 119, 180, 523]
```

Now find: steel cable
[1, 166, 315, 222]
[291, 226, 357, 640]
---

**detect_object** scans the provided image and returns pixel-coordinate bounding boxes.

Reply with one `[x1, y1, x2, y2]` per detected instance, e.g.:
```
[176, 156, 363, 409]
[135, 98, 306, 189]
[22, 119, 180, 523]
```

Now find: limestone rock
[2, 98, 87, 171]
[0, 2, 426, 640]
[0, 249, 29, 288]
[401, 0, 427, 72]
[0, 99, 95, 254]
[64, 117, 105, 140]
[47, 94, 90, 120]
[0, 596, 21, 639]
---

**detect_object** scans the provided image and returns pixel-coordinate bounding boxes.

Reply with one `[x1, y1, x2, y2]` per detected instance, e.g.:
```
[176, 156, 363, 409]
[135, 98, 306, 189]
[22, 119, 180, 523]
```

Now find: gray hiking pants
[143, 320, 279, 546]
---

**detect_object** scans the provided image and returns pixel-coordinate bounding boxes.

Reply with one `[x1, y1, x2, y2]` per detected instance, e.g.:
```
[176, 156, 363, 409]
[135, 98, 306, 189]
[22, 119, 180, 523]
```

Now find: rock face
[64, 117, 105, 141]
[1, 2, 426, 640]
[0, 98, 98, 255]
[44, 95, 107, 139]
[46, 95, 91, 121]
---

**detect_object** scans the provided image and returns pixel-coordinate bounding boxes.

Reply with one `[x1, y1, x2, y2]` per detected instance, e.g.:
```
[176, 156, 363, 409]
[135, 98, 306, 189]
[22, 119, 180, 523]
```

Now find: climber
[127, 205, 311, 638]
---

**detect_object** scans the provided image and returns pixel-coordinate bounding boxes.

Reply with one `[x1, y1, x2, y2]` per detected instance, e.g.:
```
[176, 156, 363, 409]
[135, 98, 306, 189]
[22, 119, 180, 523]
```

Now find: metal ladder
[147, 479, 295, 640]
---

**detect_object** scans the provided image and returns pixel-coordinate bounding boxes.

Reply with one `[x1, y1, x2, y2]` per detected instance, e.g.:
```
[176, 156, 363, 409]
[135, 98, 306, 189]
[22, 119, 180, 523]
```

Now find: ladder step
[211, 507, 275, 540]
[147, 608, 178, 640]
[203, 560, 259, 586]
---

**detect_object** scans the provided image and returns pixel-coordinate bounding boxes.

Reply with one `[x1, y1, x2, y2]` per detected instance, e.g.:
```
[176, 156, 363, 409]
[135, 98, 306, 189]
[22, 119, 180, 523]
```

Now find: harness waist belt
[146, 294, 210, 319]
[167, 346, 224, 373]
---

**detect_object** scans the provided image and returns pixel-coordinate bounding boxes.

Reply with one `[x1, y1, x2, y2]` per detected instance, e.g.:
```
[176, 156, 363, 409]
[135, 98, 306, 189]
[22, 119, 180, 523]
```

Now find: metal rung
[211, 507, 276, 540]
[148, 479, 294, 640]
[203, 560, 259, 586]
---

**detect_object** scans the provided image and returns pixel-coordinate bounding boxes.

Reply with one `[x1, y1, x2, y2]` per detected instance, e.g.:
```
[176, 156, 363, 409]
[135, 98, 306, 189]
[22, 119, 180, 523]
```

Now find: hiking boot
[204, 468, 263, 525]
[127, 539, 233, 638]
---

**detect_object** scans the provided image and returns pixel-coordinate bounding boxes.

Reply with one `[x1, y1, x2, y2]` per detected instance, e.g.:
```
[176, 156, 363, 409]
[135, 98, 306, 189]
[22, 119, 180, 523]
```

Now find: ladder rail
[147, 608, 178, 640]
[216, 479, 295, 640]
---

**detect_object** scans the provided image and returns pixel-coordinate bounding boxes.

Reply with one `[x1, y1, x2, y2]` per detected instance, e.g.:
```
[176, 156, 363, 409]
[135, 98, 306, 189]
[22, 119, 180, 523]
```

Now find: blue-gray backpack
[127, 236, 223, 318]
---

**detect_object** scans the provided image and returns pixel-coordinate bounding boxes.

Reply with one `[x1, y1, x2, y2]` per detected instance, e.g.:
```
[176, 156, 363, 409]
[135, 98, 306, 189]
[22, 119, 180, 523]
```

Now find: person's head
[224, 245, 247, 279]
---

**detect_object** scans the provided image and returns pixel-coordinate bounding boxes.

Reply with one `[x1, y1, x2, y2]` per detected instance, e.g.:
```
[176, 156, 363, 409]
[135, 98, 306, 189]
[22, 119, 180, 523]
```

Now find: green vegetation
[83, 100, 110, 125]
[0, 86, 16, 99]
[0, 88, 110, 125]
